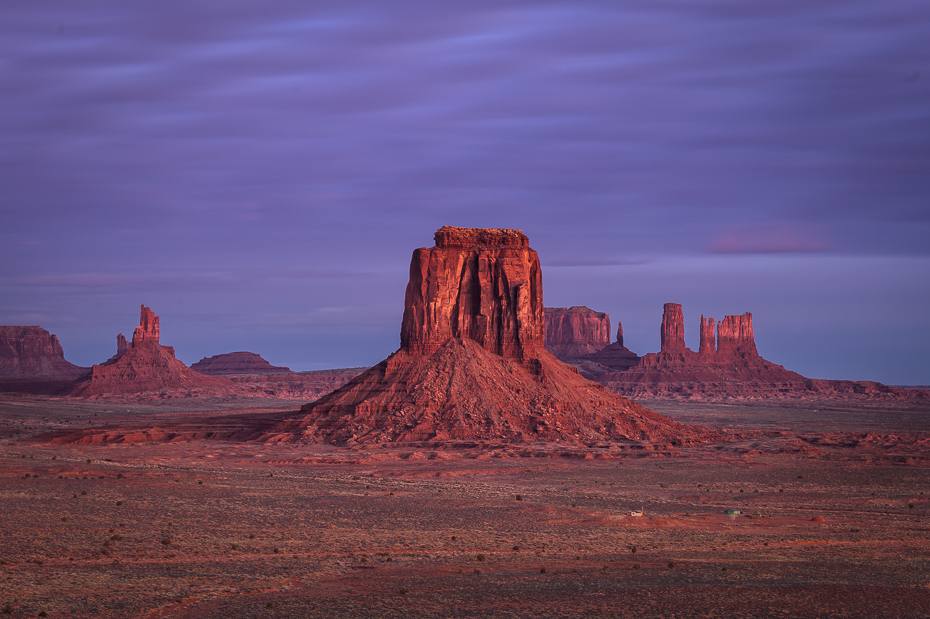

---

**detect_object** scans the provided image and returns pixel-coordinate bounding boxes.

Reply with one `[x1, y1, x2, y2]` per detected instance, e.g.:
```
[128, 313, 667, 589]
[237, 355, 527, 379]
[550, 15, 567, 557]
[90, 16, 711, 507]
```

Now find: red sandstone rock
[69, 306, 229, 396]
[400, 226, 543, 362]
[544, 306, 611, 358]
[616, 322, 624, 348]
[0, 326, 88, 379]
[191, 352, 292, 375]
[660, 303, 686, 352]
[272, 228, 703, 446]
[717, 313, 758, 356]
[132, 305, 159, 347]
[699, 315, 716, 355]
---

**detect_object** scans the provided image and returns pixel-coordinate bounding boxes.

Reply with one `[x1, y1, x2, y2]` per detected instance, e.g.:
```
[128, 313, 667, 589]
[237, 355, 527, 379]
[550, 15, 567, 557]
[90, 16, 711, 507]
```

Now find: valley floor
[1, 396, 928, 618]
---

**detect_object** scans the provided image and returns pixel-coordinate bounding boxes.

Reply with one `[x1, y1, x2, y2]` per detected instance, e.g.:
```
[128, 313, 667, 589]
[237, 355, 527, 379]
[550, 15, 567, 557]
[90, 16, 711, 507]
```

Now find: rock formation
[0, 326, 88, 379]
[270, 227, 701, 446]
[717, 313, 758, 356]
[68, 305, 229, 396]
[660, 303, 686, 352]
[579, 324, 641, 373]
[595, 304, 888, 399]
[699, 315, 715, 355]
[400, 227, 543, 362]
[191, 352, 292, 375]
[544, 306, 611, 358]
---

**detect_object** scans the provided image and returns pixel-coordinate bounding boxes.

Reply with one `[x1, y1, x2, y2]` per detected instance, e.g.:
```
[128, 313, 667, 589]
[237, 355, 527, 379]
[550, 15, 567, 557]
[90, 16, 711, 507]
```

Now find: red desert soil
[1, 395, 929, 618]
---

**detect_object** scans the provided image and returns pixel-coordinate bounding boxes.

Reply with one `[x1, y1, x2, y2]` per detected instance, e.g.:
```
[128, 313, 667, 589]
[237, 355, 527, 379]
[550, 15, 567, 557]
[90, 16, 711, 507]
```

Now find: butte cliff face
[191, 352, 292, 375]
[400, 227, 543, 362]
[544, 306, 611, 358]
[271, 227, 698, 446]
[0, 326, 88, 379]
[69, 305, 229, 396]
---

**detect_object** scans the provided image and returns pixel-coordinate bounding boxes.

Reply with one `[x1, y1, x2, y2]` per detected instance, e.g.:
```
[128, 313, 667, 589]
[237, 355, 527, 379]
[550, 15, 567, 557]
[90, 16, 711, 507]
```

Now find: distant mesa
[544, 306, 611, 358]
[545, 301, 915, 400]
[68, 305, 230, 396]
[270, 226, 699, 446]
[191, 352, 292, 376]
[544, 308, 640, 377]
[0, 325, 88, 379]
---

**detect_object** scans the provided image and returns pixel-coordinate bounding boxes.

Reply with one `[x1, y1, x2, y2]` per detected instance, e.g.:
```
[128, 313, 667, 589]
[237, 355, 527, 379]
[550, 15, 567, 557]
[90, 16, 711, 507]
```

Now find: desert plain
[2, 393, 929, 618]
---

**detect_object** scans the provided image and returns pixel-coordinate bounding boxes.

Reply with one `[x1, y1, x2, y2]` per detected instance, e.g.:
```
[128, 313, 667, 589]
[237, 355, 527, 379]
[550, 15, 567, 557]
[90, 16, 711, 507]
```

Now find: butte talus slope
[68, 305, 230, 396]
[271, 227, 701, 445]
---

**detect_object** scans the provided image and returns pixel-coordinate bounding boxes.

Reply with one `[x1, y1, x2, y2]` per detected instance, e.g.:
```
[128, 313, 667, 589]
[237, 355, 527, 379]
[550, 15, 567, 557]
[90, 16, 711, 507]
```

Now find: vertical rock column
[660, 303, 686, 352]
[699, 315, 716, 354]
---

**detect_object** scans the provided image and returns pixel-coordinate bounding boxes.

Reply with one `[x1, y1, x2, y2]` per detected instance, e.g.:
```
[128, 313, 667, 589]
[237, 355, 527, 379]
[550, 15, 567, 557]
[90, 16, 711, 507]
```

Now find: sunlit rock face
[270, 227, 700, 446]
[400, 226, 544, 363]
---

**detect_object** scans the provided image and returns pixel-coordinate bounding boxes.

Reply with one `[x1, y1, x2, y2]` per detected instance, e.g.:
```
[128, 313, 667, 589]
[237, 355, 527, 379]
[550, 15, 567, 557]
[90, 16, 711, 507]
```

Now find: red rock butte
[0, 325, 88, 379]
[68, 305, 229, 396]
[269, 227, 704, 446]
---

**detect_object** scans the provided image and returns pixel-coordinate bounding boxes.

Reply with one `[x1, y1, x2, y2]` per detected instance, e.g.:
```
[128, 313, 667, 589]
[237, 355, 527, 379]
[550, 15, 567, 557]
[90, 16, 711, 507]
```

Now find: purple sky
[2, 1, 928, 384]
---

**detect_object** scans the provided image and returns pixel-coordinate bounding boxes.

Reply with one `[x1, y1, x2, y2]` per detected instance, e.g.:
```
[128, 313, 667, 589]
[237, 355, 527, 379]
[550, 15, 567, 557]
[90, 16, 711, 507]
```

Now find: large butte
[268, 226, 707, 446]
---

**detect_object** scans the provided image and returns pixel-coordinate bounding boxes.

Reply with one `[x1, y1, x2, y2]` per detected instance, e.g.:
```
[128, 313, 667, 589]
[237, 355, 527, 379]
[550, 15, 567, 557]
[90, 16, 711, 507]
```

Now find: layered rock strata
[191, 352, 292, 375]
[69, 305, 229, 396]
[544, 306, 611, 358]
[0, 326, 88, 378]
[270, 228, 700, 446]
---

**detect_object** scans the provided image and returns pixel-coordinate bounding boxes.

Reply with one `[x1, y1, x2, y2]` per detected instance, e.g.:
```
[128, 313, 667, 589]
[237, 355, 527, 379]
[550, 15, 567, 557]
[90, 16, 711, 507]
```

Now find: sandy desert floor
[1, 395, 929, 618]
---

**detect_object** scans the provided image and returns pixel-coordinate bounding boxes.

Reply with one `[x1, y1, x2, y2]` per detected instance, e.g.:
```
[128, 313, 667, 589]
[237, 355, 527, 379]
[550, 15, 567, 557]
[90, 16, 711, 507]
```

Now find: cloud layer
[1, 1, 928, 382]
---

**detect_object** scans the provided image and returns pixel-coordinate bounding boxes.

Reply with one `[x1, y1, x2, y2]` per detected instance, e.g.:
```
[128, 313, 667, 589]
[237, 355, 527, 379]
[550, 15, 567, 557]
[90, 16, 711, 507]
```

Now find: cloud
[708, 223, 833, 254]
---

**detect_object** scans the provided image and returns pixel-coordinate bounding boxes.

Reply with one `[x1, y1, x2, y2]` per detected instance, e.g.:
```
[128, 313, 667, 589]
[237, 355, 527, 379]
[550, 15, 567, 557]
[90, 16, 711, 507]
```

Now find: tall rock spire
[660, 303, 686, 352]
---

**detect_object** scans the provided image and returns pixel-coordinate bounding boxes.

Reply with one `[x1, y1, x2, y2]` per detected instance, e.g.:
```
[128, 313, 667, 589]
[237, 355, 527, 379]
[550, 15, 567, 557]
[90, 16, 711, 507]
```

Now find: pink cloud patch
[709, 223, 832, 254]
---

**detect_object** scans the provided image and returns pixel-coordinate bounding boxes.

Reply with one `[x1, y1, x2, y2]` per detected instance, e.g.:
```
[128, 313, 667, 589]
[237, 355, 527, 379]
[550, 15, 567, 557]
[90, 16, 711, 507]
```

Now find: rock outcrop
[270, 228, 702, 446]
[0, 326, 88, 379]
[717, 313, 758, 356]
[579, 322, 641, 373]
[400, 227, 543, 362]
[699, 315, 715, 355]
[544, 306, 611, 358]
[660, 303, 686, 352]
[191, 352, 292, 375]
[68, 305, 229, 396]
[594, 304, 907, 399]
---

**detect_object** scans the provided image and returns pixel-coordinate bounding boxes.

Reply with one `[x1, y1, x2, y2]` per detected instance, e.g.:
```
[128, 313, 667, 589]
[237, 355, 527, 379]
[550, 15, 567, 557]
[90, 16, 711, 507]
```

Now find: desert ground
[2, 394, 929, 618]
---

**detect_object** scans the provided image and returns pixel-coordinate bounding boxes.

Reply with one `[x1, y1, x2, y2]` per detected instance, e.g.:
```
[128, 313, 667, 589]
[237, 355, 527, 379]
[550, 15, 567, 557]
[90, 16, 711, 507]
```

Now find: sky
[2, 1, 928, 384]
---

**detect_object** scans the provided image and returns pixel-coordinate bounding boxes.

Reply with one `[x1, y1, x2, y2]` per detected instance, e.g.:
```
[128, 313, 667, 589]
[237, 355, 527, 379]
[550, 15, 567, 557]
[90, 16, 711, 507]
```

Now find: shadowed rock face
[544, 306, 611, 358]
[699, 315, 716, 355]
[272, 227, 702, 446]
[68, 306, 228, 396]
[400, 226, 543, 362]
[0, 326, 88, 379]
[191, 352, 291, 375]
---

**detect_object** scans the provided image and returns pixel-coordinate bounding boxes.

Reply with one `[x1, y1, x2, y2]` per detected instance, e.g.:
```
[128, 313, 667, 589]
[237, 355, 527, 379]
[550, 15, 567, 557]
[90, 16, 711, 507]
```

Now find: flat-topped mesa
[717, 312, 757, 356]
[131, 305, 159, 347]
[0, 325, 88, 379]
[660, 303, 686, 352]
[400, 227, 543, 362]
[544, 306, 611, 359]
[699, 315, 716, 355]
